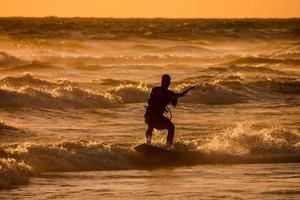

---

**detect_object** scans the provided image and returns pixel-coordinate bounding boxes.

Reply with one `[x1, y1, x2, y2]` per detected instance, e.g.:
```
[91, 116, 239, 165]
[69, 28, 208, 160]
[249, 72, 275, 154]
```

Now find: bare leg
[166, 123, 175, 146]
[146, 126, 153, 144]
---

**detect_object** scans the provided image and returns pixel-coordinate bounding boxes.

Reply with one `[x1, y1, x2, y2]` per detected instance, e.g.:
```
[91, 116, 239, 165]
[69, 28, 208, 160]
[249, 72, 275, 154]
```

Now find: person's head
[161, 74, 171, 89]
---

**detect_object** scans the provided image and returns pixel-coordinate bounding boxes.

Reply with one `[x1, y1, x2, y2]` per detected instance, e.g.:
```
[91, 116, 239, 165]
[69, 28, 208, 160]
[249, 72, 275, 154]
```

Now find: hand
[180, 91, 188, 96]
[182, 86, 196, 96]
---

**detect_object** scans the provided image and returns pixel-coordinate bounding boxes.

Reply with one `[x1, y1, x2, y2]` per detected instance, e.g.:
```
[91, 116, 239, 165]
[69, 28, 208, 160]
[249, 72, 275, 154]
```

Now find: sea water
[0, 18, 299, 199]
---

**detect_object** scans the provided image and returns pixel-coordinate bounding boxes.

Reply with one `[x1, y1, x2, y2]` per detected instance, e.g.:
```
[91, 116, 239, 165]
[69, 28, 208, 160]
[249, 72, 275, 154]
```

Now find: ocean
[0, 18, 300, 199]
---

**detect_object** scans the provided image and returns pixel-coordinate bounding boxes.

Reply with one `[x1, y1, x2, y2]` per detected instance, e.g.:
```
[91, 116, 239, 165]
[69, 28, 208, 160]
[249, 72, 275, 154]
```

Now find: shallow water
[1, 164, 300, 200]
[0, 18, 300, 199]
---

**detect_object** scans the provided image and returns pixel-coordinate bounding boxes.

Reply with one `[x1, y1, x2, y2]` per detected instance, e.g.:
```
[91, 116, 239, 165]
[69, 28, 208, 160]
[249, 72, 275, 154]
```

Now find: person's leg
[166, 121, 175, 146]
[154, 116, 175, 146]
[151, 115, 175, 146]
[146, 126, 153, 144]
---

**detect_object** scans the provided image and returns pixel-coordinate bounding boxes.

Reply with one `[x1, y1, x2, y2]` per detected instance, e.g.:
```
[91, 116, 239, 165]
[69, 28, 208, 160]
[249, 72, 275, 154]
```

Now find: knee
[147, 126, 153, 132]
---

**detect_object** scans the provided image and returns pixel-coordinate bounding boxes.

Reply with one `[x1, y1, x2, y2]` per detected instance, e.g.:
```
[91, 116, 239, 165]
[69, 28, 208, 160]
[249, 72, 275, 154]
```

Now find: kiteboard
[134, 143, 173, 156]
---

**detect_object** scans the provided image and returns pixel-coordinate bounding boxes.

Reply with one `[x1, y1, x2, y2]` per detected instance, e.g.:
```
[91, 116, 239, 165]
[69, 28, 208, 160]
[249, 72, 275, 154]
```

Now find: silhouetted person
[144, 74, 192, 147]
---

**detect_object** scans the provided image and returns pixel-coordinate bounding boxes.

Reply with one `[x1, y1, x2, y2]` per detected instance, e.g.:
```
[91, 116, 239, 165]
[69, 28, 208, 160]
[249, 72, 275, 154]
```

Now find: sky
[2, 0, 300, 18]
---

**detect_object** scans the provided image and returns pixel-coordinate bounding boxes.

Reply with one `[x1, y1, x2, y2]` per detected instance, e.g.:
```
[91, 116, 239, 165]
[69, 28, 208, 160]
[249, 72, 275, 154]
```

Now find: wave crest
[1, 74, 299, 109]
[2, 125, 299, 175]
[202, 123, 300, 156]
[176, 83, 245, 104]
[254, 78, 300, 94]
[110, 84, 149, 103]
[0, 74, 120, 108]
[0, 124, 298, 190]
[0, 158, 32, 189]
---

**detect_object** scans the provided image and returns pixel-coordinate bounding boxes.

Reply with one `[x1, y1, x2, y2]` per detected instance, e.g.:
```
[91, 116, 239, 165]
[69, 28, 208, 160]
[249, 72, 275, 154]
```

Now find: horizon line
[0, 16, 300, 20]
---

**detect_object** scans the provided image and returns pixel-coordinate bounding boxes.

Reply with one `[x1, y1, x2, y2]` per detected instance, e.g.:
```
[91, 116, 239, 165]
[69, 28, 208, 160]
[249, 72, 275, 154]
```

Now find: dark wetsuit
[145, 86, 178, 145]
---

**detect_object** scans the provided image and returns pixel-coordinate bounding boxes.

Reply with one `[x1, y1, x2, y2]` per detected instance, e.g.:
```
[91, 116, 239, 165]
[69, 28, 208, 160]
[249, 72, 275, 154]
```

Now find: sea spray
[1, 125, 299, 173]
[201, 123, 300, 156]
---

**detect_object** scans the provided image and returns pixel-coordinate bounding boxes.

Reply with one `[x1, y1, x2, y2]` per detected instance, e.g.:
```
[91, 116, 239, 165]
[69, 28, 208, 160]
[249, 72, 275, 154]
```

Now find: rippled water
[1, 164, 300, 200]
[0, 18, 300, 199]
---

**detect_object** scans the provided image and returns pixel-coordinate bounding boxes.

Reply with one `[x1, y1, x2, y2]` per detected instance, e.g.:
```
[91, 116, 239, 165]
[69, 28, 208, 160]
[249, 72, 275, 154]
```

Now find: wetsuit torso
[147, 87, 177, 117]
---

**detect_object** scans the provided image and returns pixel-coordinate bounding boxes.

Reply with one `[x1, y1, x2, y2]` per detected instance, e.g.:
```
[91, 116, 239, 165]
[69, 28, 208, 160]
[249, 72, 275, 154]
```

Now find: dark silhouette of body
[144, 74, 192, 147]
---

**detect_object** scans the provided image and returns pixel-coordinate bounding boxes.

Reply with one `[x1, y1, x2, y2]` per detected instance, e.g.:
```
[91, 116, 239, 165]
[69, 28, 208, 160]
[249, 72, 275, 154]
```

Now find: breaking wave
[0, 158, 32, 189]
[0, 75, 246, 108]
[0, 73, 299, 109]
[176, 83, 246, 104]
[253, 78, 300, 95]
[109, 84, 149, 104]
[0, 73, 119, 108]
[201, 124, 300, 157]
[0, 124, 299, 189]
[0, 86, 119, 109]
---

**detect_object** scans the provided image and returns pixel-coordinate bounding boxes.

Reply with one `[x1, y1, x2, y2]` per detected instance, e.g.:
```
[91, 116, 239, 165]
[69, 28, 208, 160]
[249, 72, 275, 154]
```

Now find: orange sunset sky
[2, 0, 300, 18]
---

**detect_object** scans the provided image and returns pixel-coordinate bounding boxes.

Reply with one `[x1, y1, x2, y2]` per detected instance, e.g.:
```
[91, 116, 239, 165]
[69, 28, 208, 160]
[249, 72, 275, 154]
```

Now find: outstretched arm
[170, 85, 196, 106]
[173, 85, 196, 99]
